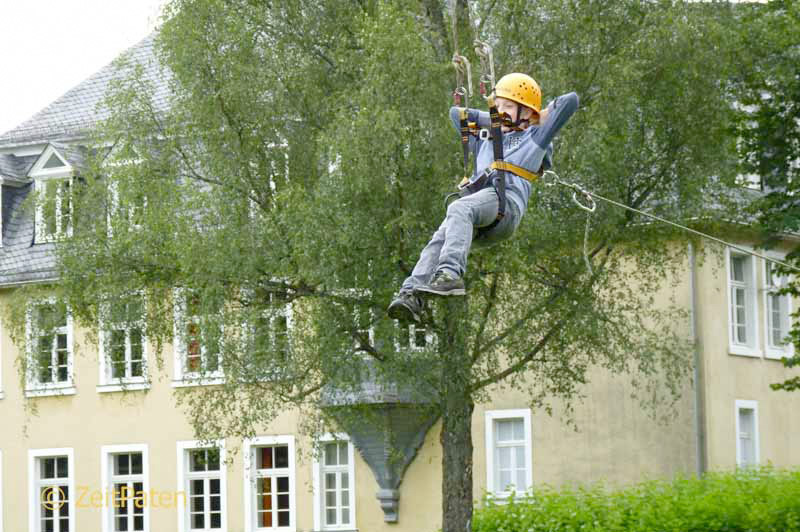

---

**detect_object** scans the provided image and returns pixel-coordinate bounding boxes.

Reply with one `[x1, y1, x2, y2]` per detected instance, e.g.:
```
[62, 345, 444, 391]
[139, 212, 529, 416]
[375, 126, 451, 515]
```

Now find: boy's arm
[530, 92, 579, 148]
[449, 106, 491, 132]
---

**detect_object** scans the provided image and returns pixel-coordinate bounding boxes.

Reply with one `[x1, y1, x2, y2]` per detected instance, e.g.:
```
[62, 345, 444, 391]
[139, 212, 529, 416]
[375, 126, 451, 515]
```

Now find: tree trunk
[439, 297, 474, 532]
[441, 392, 475, 532]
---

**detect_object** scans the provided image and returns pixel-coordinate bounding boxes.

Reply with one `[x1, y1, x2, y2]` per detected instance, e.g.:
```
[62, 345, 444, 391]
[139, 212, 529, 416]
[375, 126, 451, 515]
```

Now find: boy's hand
[538, 107, 549, 124]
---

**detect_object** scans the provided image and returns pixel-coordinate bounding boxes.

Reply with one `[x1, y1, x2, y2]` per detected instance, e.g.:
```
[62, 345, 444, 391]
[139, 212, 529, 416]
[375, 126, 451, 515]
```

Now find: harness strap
[459, 108, 471, 183]
[490, 161, 541, 182]
[479, 97, 506, 234]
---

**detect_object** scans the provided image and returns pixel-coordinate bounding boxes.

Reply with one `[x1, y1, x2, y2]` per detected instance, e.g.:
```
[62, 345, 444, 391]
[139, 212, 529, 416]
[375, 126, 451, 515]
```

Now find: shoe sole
[416, 286, 466, 297]
[387, 302, 421, 323]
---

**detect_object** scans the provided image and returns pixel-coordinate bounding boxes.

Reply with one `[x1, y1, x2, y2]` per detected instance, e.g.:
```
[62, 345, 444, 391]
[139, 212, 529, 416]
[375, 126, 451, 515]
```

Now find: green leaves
[474, 468, 800, 532]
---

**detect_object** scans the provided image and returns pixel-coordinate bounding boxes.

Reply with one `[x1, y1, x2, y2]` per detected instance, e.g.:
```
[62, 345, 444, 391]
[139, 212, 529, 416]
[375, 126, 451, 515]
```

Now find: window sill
[25, 385, 76, 398]
[766, 347, 794, 361]
[729, 346, 763, 358]
[97, 381, 150, 393]
[171, 376, 224, 388]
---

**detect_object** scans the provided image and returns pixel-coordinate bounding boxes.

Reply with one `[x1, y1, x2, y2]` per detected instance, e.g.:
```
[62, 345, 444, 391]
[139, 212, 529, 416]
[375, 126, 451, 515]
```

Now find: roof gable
[28, 144, 73, 178]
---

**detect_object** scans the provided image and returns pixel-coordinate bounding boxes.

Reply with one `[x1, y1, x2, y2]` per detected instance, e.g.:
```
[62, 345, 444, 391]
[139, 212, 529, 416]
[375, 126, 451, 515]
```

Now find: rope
[541, 170, 800, 274]
[449, 0, 459, 57]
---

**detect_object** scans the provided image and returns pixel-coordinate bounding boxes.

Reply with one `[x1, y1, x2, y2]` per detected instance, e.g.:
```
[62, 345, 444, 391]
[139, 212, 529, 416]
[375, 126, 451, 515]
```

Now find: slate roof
[0, 154, 36, 180]
[0, 184, 58, 285]
[0, 32, 170, 147]
[0, 31, 170, 286]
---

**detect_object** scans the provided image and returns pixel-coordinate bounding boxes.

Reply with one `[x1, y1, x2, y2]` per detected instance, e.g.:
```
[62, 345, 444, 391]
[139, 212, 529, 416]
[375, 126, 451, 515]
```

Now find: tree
[731, 1, 800, 391]
[7, 1, 745, 530]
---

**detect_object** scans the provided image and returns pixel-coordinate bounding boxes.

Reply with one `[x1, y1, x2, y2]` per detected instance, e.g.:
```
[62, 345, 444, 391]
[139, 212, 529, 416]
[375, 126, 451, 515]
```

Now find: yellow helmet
[494, 73, 542, 115]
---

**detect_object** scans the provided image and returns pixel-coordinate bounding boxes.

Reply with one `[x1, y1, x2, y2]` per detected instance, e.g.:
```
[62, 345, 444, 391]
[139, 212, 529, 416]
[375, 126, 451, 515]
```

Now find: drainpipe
[689, 242, 707, 476]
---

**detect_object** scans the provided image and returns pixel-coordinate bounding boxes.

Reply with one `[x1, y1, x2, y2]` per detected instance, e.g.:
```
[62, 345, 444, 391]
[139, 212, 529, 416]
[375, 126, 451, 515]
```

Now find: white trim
[176, 440, 228, 532]
[24, 300, 75, 397]
[726, 247, 762, 357]
[312, 433, 356, 532]
[762, 257, 795, 360]
[28, 447, 76, 532]
[735, 400, 760, 467]
[98, 295, 150, 391]
[100, 443, 150, 532]
[485, 409, 533, 498]
[243, 435, 296, 532]
[28, 145, 72, 179]
[172, 288, 224, 387]
[34, 177, 74, 243]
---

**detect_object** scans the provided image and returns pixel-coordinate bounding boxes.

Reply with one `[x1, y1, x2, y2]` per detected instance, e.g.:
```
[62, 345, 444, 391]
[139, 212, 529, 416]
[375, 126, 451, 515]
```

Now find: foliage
[731, 1, 800, 391]
[3, 0, 750, 529]
[473, 467, 800, 532]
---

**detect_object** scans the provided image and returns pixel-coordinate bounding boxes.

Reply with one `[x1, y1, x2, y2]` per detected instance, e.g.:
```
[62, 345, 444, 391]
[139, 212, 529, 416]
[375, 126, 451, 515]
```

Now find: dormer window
[29, 145, 74, 243]
[35, 179, 72, 241]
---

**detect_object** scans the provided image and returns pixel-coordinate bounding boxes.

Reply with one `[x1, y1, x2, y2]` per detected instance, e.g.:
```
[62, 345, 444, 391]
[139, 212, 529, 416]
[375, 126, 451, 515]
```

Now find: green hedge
[472, 468, 800, 532]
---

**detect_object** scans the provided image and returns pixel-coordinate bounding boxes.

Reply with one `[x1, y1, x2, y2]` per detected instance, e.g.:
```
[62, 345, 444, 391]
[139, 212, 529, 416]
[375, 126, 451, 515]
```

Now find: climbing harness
[542, 170, 800, 275]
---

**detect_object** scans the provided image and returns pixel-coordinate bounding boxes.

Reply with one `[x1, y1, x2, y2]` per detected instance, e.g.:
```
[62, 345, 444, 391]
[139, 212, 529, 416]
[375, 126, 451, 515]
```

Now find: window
[395, 322, 434, 352]
[177, 441, 227, 532]
[251, 291, 292, 369]
[727, 249, 760, 357]
[35, 178, 73, 242]
[99, 296, 148, 392]
[101, 444, 149, 532]
[173, 289, 223, 386]
[735, 400, 760, 468]
[243, 436, 295, 532]
[764, 260, 793, 359]
[312, 435, 356, 531]
[28, 448, 75, 532]
[485, 409, 532, 497]
[25, 301, 75, 397]
[107, 180, 148, 235]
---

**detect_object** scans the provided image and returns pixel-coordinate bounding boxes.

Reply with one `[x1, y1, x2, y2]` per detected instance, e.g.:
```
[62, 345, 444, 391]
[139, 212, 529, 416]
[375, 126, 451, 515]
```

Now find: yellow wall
[1, 243, 800, 531]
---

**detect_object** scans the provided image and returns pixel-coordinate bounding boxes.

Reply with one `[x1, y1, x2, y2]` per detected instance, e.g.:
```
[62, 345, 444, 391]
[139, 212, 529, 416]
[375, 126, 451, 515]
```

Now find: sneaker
[387, 291, 424, 323]
[416, 271, 466, 296]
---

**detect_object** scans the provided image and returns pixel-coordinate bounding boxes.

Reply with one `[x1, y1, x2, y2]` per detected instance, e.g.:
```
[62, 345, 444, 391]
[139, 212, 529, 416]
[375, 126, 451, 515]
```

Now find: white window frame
[243, 435, 296, 532]
[176, 440, 228, 532]
[726, 247, 761, 357]
[25, 299, 76, 397]
[485, 409, 533, 498]
[28, 447, 76, 532]
[735, 400, 760, 468]
[173, 289, 224, 387]
[106, 179, 148, 237]
[312, 434, 356, 532]
[762, 257, 794, 360]
[33, 172, 74, 243]
[98, 296, 149, 392]
[100, 444, 150, 532]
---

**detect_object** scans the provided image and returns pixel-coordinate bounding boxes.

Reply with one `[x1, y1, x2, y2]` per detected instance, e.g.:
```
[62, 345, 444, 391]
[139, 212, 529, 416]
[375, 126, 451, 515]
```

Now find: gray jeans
[401, 187, 522, 292]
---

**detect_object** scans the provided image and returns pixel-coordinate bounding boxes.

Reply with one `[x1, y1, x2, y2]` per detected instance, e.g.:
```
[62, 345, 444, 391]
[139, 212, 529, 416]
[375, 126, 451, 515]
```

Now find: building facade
[1, 35, 800, 532]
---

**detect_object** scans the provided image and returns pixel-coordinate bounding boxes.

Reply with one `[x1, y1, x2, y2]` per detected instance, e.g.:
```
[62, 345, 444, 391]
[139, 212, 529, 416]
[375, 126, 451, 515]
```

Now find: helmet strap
[513, 103, 530, 130]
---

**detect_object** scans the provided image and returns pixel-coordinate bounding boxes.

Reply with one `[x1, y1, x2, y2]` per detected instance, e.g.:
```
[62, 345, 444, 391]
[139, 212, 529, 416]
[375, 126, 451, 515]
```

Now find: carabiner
[571, 187, 596, 213]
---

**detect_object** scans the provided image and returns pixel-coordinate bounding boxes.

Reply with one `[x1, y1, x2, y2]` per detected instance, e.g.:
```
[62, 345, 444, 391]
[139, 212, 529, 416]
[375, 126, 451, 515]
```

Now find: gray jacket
[449, 91, 579, 215]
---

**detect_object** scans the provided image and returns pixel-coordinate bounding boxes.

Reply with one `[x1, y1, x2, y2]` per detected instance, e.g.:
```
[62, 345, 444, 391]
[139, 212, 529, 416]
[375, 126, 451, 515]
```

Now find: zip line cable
[542, 170, 800, 274]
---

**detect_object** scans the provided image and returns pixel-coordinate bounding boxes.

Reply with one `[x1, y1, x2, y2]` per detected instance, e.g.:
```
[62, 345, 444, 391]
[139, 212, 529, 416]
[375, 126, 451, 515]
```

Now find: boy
[388, 73, 579, 322]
